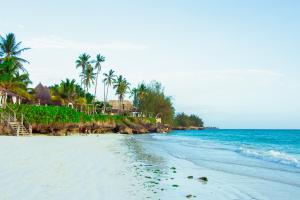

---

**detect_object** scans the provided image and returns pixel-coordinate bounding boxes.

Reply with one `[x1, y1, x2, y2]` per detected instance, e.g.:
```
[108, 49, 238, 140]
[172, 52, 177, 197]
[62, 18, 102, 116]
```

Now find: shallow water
[133, 129, 300, 199]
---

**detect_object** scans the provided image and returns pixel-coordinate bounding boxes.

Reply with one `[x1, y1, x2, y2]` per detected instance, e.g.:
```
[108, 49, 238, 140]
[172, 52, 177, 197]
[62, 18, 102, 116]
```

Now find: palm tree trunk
[103, 83, 106, 113]
[84, 84, 87, 99]
[105, 84, 109, 106]
[118, 96, 121, 114]
[93, 67, 101, 102]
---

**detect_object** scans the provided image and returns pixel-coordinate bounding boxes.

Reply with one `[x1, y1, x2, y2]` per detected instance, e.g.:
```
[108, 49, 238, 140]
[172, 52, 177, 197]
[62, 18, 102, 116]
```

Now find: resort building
[108, 100, 134, 112]
[0, 87, 23, 108]
[34, 83, 52, 105]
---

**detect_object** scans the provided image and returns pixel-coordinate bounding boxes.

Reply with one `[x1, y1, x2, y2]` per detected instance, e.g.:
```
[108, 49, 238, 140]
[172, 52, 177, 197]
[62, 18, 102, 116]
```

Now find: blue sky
[1, 0, 300, 129]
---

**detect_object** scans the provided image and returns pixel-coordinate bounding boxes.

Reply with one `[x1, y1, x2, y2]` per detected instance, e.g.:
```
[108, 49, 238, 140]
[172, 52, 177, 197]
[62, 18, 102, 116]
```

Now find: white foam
[237, 147, 300, 168]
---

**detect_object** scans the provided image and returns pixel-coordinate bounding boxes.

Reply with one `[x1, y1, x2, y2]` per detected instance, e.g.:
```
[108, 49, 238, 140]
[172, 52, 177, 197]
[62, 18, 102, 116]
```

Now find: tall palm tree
[103, 69, 116, 112]
[0, 33, 30, 71]
[75, 53, 91, 90]
[92, 54, 105, 102]
[113, 75, 130, 112]
[81, 64, 95, 95]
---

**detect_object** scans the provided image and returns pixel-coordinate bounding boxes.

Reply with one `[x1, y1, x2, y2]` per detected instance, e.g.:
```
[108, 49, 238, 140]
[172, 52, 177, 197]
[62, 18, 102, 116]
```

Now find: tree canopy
[174, 113, 204, 127]
[132, 81, 175, 124]
[0, 33, 31, 99]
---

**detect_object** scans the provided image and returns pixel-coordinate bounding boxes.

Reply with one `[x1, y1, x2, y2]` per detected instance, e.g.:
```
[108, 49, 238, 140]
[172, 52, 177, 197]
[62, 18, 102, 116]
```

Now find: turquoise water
[135, 129, 300, 199]
[170, 129, 300, 168]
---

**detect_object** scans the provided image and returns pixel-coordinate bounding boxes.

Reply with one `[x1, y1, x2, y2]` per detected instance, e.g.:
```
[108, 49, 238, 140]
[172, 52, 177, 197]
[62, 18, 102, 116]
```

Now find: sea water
[134, 129, 300, 199]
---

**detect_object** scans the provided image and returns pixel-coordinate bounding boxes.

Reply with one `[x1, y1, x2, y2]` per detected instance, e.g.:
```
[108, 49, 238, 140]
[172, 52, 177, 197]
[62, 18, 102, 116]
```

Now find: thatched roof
[35, 83, 51, 104]
[108, 100, 133, 111]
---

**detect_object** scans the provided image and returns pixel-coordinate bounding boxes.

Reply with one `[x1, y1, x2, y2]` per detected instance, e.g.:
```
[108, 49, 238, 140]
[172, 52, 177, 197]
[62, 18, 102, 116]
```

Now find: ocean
[132, 129, 300, 199]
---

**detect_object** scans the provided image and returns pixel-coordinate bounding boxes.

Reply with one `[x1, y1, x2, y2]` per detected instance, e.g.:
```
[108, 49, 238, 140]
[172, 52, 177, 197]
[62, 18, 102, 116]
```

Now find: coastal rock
[116, 124, 133, 134]
[0, 124, 12, 135]
[1, 118, 173, 135]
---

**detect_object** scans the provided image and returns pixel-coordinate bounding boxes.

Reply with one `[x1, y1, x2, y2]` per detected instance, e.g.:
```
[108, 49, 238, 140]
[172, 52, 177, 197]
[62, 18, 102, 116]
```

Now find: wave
[151, 134, 300, 168]
[236, 147, 300, 168]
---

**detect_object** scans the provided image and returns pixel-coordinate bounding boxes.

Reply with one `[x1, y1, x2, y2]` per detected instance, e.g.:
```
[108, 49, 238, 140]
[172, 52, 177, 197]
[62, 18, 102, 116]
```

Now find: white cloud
[25, 35, 148, 51]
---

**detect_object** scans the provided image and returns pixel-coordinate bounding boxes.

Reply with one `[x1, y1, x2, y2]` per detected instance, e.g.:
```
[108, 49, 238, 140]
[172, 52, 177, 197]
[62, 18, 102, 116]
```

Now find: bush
[8, 104, 156, 125]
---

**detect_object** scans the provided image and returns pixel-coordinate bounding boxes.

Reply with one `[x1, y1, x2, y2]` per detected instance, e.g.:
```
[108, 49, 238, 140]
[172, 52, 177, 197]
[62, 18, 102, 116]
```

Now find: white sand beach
[0, 135, 152, 200]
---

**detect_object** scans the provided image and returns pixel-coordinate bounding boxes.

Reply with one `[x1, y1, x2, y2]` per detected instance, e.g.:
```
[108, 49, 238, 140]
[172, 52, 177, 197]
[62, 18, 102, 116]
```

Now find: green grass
[7, 104, 155, 125]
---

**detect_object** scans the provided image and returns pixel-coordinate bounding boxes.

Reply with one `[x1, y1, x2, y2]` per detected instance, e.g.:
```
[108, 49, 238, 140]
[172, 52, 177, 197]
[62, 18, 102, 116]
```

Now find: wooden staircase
[8, 121, 30, 136]
[0, 105, 32, 136]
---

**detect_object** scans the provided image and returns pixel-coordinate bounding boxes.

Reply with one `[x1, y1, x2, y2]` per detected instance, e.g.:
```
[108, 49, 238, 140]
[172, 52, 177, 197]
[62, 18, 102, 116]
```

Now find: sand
[0, 135, 152, 200]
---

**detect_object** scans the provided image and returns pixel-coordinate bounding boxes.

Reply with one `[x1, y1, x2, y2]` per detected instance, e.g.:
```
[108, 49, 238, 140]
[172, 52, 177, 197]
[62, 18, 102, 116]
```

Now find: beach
[0, 135, 153, 200]
[1, 130, 300, 200]
[133, 130, 300, 199]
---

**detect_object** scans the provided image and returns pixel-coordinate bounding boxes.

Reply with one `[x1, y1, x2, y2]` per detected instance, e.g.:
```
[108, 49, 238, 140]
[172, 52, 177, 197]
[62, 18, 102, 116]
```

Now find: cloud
[25, 35, 148, 51]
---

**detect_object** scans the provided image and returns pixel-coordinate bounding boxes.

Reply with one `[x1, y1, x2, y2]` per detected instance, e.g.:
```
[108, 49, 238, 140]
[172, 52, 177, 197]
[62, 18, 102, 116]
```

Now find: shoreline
[1, 131, 299, 199]
[134, 132, 300, 200]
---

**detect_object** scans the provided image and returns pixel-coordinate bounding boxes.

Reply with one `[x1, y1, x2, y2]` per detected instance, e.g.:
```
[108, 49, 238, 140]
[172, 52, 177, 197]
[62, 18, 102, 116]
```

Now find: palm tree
[113, 75, 130, 112]
[60, 79, 76, 103]
[137, 83, 147, 100]
[0, 33, 30, 71]
[0, 57, 32, 99]
[131, 83, 147, 108]
[92, 54, 105, 102]
[75, 53, 91, 90]
[81, 64, 95, 95]
[103, 69, 116, 112]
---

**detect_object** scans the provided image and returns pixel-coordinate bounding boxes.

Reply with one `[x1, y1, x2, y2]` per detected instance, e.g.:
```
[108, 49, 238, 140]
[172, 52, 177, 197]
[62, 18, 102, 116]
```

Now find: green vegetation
[0, 33, 31, 99]
[8, 104, 154, 125]
[93, 54, 105, 102]
[1, 32, 205, 128]
[10, 104, 91, 124]
[132, 81, 175, 124]
[174, 113, 204, 127]
[114, 75, 130, 111]
[49, 78, 94, 105]
[103, 69, 116, 112]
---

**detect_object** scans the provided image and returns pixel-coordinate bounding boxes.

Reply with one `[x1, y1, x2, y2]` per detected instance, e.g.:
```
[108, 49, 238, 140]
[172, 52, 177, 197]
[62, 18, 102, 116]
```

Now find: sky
[1, 0, 300, 129]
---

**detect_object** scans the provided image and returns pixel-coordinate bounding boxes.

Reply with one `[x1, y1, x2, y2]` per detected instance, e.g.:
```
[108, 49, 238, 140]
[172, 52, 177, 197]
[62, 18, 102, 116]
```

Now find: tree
[60, 79, 76, 102]
[131, 83, 147, 108]
[49, 79, 94, 105]
[103, 69, 116, 112]
[75, 53, 91, 91]
[131, 81, 174, 124]
[92, 54, 105, 102]
[81, 64, 95, 96]
[113, 75, 130, 111]
[189, 114, 204, 127]
[0, 33, 30, 72]
[174, 113, 204, 127]
[130, 88, 139, 108]
[0, 57, 32, 99]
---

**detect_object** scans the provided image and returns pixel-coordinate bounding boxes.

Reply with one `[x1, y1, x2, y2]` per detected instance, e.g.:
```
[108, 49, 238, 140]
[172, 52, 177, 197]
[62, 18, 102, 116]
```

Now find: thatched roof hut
[108, 100, 134, 112]
[35, 83, 51, 105]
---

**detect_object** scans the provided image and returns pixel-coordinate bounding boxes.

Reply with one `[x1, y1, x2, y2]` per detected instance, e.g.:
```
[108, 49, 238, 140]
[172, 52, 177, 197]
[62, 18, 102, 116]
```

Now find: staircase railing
[1, 104, 32, 135]
[17, 112, 32, 134]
